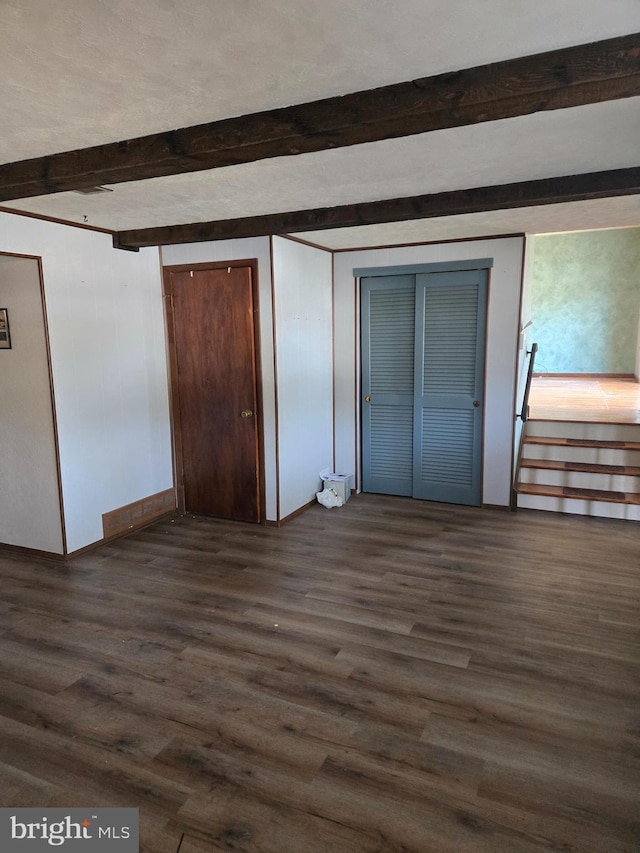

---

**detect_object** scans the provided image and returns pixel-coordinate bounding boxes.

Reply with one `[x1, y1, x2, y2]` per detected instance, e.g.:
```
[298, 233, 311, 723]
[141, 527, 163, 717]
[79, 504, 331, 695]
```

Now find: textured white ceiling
[2, 0, 639, 244]
[3, 0, 640, 161]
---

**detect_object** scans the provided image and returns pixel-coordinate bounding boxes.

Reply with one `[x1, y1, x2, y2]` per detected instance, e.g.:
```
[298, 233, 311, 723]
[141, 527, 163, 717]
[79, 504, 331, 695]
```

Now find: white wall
[0, 256, 63, 552]
[333, 237, 524, 507]
[161, 238, 278, 521]
[514, 235, 536, 474]
[0, 211, 174, 552]
[636, 312, 640, 381]
[272, 237, 333, 518]
[162, 237, 333, 522]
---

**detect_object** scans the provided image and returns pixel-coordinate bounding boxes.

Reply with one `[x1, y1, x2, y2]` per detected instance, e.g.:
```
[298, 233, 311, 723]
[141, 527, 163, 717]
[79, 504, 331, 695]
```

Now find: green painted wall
[530, 228, 640, 374]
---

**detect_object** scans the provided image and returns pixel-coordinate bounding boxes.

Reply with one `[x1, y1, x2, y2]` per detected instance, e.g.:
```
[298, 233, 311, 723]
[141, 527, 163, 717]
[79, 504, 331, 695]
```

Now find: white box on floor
[322, 473, 352, 503]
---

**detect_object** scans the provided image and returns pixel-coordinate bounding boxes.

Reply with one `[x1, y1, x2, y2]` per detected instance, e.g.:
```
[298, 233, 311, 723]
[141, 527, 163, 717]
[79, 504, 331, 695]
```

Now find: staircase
[517, 420, 640, 521]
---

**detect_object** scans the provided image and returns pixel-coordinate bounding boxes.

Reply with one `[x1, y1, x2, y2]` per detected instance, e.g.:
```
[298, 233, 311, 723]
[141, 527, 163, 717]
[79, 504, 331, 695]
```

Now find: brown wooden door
[166, 265, 261, 522]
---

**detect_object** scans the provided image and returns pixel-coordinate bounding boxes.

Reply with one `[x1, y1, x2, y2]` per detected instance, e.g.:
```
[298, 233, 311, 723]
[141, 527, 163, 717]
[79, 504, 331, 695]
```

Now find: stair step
[519, 417, 640, 519]
[517, 483, 640, 505]
[524, 436, 640, 451]
[526, 420, 640, 442]
[517, 493, 640, 521]
[520, 458, 640, 476]
[522, 443, 640, 466]
[519, 467, 640, 493]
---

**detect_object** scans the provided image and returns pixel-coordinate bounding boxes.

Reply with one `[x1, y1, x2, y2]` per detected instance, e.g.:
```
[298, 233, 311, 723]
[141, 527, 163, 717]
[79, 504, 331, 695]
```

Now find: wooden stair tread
[530, 418, 640, 426]
[524, 436, 640, 451]
[517, 483, 640, 505]
[520, 458, 640, 476]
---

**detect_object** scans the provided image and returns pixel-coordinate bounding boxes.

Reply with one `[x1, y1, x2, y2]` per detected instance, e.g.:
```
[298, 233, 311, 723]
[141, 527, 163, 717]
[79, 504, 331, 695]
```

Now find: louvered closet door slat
[370, 289, 415, 394]
[361, 276, 415, 496]
[370, 405, 414, 480]
[423, 284, 479, 396]
[421, 409, 475, 485]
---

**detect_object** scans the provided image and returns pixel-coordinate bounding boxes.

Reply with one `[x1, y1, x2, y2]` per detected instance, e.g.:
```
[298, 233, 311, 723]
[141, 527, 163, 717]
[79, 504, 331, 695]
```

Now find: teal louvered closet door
[413, 270, 487, 505]
[361, 266, 487, 506]
[361, 276, 415, 496]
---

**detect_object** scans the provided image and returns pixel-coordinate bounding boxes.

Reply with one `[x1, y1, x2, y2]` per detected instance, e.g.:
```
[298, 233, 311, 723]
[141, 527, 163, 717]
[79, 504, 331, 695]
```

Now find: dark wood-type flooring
[1, 495, 639, 852]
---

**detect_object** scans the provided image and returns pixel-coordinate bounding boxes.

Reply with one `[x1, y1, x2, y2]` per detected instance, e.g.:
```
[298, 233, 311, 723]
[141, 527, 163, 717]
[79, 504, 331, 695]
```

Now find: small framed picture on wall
[0, 308, 11, 349]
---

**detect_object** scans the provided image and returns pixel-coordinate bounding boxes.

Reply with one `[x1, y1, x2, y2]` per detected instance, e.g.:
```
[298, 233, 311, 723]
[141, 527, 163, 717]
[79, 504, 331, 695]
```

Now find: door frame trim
[354, 259, 493, 278]
[162, 259, 266, 523]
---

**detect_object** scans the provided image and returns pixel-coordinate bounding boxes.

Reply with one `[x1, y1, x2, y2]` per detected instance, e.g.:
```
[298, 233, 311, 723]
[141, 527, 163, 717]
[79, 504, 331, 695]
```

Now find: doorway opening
[0, 252, 65, 553]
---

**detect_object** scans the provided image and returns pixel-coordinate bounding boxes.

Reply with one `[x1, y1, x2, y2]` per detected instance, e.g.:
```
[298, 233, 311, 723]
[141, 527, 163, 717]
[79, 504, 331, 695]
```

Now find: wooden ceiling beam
[112, 167, 640, 249]
[2, 33, 639, 202]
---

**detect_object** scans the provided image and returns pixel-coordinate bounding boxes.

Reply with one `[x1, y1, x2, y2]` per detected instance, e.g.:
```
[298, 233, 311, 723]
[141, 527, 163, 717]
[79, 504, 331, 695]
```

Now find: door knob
[473, 400, 481, 408]
[241, 409, 253, 418]
[364, 396, 371, 403]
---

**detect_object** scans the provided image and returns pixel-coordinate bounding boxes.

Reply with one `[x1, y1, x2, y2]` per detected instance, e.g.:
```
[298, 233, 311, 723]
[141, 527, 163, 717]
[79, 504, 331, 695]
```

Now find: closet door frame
[356, 258, 492, 506]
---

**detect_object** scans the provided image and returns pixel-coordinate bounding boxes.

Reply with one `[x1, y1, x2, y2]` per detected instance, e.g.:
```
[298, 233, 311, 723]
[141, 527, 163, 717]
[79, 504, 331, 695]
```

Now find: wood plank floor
[529, 376, 640, 423]
[1, 495, 639, 852]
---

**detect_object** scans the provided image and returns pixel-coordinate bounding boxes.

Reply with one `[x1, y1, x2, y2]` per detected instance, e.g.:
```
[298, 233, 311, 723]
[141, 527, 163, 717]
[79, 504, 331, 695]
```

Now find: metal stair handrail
[519, 342, 538, 423]
[512, 342, 538, 510]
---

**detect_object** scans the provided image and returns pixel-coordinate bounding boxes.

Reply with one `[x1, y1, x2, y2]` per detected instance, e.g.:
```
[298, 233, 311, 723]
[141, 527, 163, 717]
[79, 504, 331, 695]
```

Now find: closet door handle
[364, 396, 371, 403]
